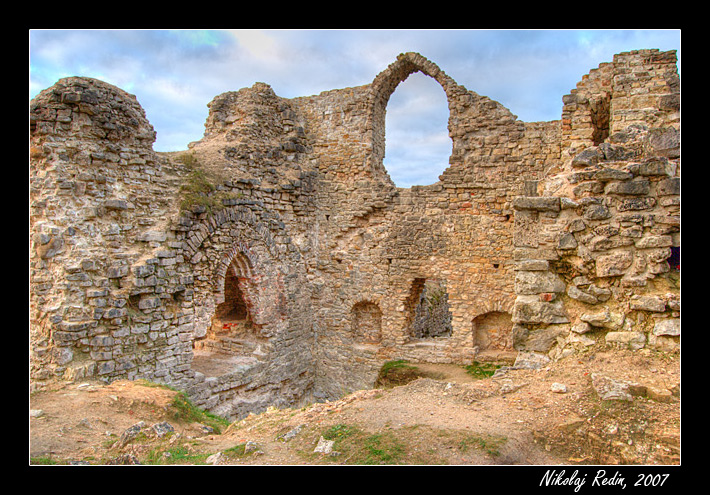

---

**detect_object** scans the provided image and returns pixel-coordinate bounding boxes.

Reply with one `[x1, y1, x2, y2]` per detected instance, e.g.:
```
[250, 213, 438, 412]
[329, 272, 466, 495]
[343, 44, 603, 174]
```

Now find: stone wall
[30, 49, 680, 418]
[511, 124, 680, 367]
[30, 77, 189, 385]
[29, 78, 318, 418]
[511, 49, 680, 367]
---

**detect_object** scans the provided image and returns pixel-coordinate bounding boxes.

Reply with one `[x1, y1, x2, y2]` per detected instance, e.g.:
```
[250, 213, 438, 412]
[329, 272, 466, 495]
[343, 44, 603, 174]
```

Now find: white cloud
[227, 30, 280, 60]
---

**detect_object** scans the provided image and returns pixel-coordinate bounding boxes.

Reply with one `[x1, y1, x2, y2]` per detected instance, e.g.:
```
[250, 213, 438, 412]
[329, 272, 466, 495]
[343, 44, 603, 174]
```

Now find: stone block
[653, 318, 680, 336]
[512, 197, 560, 212]
[648, 127, 679, 158]
[107, 265, 129, 278]
[591, 374, 635, 401]
[581, 309, 624, 329]
[514, 260, 549, 271]
[137, 231, 168, 242]
[36, 236, 64, 259]
[567, 285, 598, 304]
[519, 324, 568, 352]
[515, 270, 566, 295]
[571, 321, 592, 334]
[557, 233, 578, 250]
[595, 251, 633, 277]
[636, 159, 671, 177]
[104, 199, 131, 210]
[583, 204, 612, 221]
[138, 295, 162, 310]
[616, 197, 656, 211]
[605, 331, 646, 350]
[594, 168, 633, 181]
[605, 179, 650, 196]
[567, 219, 587, 233]
[134, 264, 155, 278]
[647, 387, 673, 403]
[657, 177, 680, 196]
[571, 147, 603, 167]
[630, 295, 666, 312]
[513, 351, 551, 370]
[599, 143, 635, 161]
[512, 295, 569, 324]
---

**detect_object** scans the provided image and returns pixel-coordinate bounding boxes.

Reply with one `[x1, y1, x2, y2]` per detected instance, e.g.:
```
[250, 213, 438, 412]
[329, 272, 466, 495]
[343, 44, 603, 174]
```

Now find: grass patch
[221, 441, 264, 460]
[312, 423, 508, 465]
[169, 393, 231, 434]
[361, 432, 405, 464]
[463, 361, 502, 379]
[301, 422, 510, 465]
[30, 456, 64, 465]
[173, 152, 233, 214]
[455, 432, 507, 457]
[375, 360, 427, 388]
[134, 379, 231, 434]
[223, 443, 248, 457]
[145, 445, 211, 465]
[315, 423, 407, 465]
[323, 423, 357, 441]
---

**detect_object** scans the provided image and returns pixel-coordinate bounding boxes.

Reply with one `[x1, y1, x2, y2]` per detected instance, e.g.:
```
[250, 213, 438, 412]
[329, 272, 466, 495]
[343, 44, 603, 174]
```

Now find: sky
[29, 29, 681, 187]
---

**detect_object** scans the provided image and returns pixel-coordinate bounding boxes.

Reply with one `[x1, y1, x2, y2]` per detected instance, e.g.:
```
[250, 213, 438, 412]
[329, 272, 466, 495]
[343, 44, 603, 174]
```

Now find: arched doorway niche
[383, 72, 452, 187]
[192, 250, 268, 375]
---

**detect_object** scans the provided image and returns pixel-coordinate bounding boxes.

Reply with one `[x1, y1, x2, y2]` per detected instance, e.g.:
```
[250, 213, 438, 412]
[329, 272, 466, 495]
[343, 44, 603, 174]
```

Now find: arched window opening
[405, 278, 452, 340]
[384, 72, 452, 188]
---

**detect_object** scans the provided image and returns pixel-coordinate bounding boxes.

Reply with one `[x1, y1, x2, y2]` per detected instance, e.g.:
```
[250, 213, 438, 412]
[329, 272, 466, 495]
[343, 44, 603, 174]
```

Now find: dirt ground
[29, 346, 680, 468]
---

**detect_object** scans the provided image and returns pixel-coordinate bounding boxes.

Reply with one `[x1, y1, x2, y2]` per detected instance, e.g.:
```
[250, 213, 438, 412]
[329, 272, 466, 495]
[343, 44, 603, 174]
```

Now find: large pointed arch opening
[369, 53, 457, 187]
[384, 72, 452, 187]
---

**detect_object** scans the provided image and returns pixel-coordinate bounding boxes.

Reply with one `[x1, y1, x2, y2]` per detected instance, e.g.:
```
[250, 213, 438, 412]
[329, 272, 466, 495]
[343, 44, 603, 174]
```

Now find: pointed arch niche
[193, 249, 267, 363]
[369, 53, 458, 187]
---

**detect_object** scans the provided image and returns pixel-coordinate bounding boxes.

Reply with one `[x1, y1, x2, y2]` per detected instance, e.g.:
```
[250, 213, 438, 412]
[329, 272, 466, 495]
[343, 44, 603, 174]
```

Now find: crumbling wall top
[30, 76, 156, 148]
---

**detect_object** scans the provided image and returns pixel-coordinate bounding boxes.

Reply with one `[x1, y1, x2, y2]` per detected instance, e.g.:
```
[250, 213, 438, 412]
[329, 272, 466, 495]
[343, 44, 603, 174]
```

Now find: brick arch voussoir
[371, 52, 459, 104]
[184, 205, 283, 259]
[183, 204, 299, 299]
[470, 297, 516, 322]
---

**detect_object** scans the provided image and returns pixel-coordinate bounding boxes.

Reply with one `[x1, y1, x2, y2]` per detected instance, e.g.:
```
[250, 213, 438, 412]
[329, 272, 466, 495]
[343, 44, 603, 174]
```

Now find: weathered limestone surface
[30, 50, 680, 419]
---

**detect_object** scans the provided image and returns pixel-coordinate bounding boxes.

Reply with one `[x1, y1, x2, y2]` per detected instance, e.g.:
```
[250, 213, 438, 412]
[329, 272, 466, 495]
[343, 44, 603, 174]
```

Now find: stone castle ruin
[30, 50, 680, 420]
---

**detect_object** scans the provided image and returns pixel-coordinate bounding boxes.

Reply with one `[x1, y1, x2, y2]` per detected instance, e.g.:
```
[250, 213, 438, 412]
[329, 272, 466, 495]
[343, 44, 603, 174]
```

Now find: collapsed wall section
[29, 77, 193, 386]
[512, 49, 680, 366]
[560, 49, 679, 166]
[30, 77, 318, 420]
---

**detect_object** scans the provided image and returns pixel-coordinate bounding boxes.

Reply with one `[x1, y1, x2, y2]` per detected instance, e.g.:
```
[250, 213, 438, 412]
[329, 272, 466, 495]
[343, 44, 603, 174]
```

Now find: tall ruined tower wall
[512, 49, 680, 368]
[30, 49, 680, 416]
